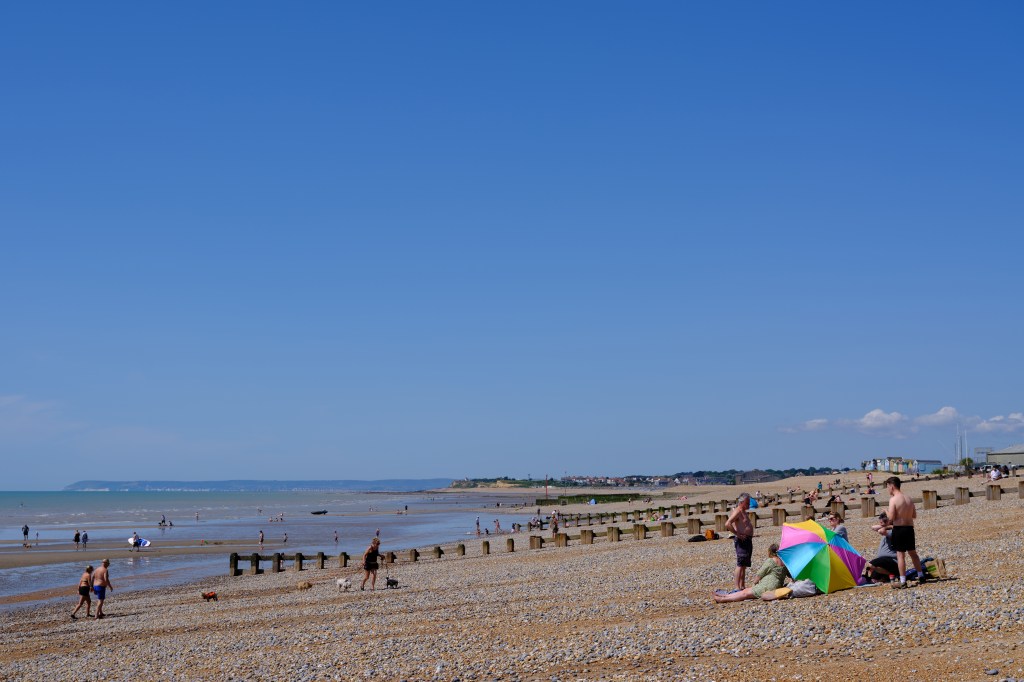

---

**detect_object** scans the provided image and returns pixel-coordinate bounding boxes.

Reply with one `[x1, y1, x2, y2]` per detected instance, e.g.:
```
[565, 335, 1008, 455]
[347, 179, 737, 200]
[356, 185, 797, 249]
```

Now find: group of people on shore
[714, 476, 930, 604]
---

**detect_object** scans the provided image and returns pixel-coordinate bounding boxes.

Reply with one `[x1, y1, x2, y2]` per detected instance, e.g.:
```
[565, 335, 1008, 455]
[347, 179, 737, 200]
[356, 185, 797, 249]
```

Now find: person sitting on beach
[361, 537, 382, 591]
[826, 512, 848, 542]
[863, 512, 899, 583]
[71, 565, 94, 619]
[712, 543, 790, 603]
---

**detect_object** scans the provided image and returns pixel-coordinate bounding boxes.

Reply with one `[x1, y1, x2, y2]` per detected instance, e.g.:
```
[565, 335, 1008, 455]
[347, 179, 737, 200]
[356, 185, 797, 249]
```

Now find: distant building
[987, 444, 1024, 468]
[861, 457, 943, 474]
[734, 470, 782, 485]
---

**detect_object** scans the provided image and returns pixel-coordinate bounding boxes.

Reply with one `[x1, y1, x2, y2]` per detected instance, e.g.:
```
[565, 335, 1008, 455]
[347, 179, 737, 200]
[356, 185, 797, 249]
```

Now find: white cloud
[778, 418, 828, 434]
[851, 409, 909, 433]
[973, 413, 1024, 434]
[914, 406, 960, 427]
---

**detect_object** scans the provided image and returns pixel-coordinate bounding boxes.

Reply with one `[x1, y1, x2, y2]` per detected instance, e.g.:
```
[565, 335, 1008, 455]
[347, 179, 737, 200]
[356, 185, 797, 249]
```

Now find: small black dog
[385, 577, 399, 589]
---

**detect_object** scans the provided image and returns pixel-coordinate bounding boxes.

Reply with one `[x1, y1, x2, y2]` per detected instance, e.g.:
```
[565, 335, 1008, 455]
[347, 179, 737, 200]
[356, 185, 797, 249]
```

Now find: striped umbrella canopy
[777, 520, 866, 594]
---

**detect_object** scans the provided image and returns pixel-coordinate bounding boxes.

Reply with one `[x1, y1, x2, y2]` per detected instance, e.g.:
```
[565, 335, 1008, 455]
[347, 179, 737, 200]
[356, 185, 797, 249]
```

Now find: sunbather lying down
[713, 543, 790, 603]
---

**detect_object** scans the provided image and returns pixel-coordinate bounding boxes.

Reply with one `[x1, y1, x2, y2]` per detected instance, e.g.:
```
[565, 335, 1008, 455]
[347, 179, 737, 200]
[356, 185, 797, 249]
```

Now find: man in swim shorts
[92, 559, 114, 618]
[725, 493, 754, 590]
[884, 477, 926, 588]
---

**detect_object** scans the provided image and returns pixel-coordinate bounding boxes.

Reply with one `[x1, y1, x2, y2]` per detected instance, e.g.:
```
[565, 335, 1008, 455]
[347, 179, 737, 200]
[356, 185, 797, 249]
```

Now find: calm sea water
[0, 490, 537, 607]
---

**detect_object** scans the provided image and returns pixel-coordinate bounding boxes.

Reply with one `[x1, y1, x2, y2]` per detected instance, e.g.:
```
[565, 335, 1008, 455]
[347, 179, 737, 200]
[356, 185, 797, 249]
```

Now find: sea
[0, 489, 538, 609]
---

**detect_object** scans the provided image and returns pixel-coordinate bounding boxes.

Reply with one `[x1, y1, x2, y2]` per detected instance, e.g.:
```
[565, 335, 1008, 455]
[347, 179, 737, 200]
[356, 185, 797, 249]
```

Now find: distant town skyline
[2, 4, 1022, 489]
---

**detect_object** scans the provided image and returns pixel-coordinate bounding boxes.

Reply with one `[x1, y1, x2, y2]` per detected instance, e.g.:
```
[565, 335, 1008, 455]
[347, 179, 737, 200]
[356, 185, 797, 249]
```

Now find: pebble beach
[2, 474, 1022, 681]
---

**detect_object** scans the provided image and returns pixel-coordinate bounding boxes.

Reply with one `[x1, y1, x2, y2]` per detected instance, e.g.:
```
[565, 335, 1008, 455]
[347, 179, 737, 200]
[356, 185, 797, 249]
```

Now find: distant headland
[62, 479, 456, 492]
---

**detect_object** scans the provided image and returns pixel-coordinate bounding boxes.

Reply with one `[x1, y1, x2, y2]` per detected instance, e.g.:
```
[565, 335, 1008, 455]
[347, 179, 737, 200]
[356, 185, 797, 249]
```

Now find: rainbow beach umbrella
[777, 520, 866, 594]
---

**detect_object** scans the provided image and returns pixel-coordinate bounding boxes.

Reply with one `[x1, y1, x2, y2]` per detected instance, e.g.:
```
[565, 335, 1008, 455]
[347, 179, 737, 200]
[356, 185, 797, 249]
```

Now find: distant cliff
[63, 479, 455, 492]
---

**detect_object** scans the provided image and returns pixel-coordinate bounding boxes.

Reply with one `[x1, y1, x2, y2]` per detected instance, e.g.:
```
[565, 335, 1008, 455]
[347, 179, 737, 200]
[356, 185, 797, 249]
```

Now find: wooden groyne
[229, 475, 1023, 577]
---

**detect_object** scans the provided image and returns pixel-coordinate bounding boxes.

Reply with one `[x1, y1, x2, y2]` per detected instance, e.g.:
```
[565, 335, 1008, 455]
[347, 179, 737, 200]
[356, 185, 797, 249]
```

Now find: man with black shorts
[725, 493, 754, 590]
[884, 476, 926, 588]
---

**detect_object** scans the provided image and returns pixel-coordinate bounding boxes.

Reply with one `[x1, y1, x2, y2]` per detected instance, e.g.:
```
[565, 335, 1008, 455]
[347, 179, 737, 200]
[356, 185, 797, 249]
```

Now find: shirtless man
[884, 477, 926, 588]
[725, 493, 754, 590]
[92, 559, 114, 619]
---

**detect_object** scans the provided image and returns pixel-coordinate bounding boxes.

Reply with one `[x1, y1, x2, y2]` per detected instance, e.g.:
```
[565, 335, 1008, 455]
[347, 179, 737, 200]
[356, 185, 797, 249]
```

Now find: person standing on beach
[884, 476, 926, 588]
[258, 530, 264, 550]
[81, 531, 88, 550]
[92, 559, 114, 619]
[71, 565, 94, 619]
[74, 530, 81, 550]
[22, 524, 29, 546]
[725, 493, 754, 590]
[361, 537, 382, 591]
[282, 532, 287, 544]
[334, 530, 339, 546]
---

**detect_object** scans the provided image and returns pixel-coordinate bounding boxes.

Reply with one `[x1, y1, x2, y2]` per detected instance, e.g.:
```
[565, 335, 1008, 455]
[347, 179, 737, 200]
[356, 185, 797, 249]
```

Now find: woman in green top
[713, 543, 789, 603]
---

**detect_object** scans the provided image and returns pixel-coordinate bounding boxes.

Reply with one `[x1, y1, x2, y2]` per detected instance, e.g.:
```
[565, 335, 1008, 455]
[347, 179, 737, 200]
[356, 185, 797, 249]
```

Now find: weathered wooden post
[686, 518, 702, 535]
[481, 540, 490, 555]
[249, 552, 261, 575]
[408, 549, 419, 562]
[861, 496, 876, 517]
[660, 521, 674, 537]
[746, 510, 758, 529]
[229, 553, 240, 577]
[456, 543, 466, 557]
[581, 529, 595, 544]
[1019, 480, 1024, 499]
[715, 514, 728, 532]
[720, 500, 731, 513]
[788, 491, 795, 504]
[633, 523, 647, 541]
[670, 505, 678, 518]
[385, 551, 396, 564]
[922, 490, 937, 510]
[433, 546, 444, 559]
[772, 508, 787, 526]
[955, 486, 970, 505]
[801, 506, 815, 521]
[530, 535, 545, 549]
[830, 500, 844, 516]
[555, 533, 568, 547]
[339, 552, 349, 568]
[271, 553, 283, 573]
[502, 538, 512, 552]
[293, 552, 304, 572]
[317, 552, 326, 569]
[987, 484, 1002, 502]
[607, 526, 621, 543]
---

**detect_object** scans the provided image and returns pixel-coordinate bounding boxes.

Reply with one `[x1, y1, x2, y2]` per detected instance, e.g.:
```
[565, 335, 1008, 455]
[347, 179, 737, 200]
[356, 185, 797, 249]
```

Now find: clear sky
[2, 4, 1022, 490]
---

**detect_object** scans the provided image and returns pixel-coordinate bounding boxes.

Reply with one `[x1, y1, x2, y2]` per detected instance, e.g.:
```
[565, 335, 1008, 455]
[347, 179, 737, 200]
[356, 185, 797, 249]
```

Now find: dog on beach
[296, 581, 313, 591]
[336, 578, 352, 592]
[385, 577, 399, 589]
[201, 591, 218, 602]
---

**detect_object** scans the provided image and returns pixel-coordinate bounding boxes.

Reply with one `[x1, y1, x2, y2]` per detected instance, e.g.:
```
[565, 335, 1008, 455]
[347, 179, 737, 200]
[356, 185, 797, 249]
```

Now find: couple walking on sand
[71, 558, 114, 620]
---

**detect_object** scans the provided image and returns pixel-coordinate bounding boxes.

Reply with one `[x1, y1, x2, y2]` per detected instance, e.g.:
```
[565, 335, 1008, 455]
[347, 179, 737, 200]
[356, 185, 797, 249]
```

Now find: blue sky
[2, 4, 1022, 489]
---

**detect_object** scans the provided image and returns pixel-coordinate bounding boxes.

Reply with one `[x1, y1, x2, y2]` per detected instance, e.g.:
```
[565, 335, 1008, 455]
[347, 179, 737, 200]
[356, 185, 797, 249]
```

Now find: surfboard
[127, 537, 152, 548]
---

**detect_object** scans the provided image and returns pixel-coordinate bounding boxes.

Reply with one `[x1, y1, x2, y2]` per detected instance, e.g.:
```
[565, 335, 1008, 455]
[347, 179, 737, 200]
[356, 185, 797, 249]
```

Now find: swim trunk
[78, 586, 91, 597]
[93, 585, 106, 600]
[890, 525, 916, 552]
[734, 536, 753, 567]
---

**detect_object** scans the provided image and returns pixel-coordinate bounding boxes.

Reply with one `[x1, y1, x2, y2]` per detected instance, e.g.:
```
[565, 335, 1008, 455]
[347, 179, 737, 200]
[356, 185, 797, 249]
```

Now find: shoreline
[1, 472, 1021, 680]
